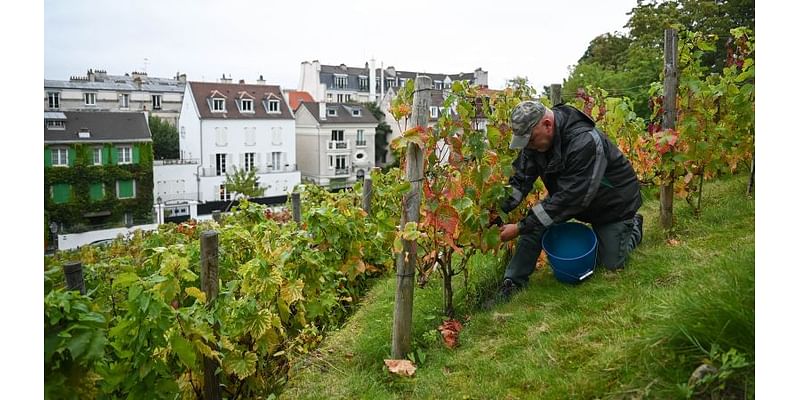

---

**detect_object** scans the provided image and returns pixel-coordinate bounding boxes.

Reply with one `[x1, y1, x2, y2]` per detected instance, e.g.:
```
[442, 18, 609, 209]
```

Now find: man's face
[527, 117, 554, 152]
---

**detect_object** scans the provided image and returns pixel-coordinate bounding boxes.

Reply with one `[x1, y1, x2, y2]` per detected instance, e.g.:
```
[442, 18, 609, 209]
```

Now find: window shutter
[111, 147, 119, 164]
[239, 153, 244, 170]
[67, 147, 76, 167]
[132, 145, 140, 164]
[45, 147, 52, 167]
[256, 153, 261, 170]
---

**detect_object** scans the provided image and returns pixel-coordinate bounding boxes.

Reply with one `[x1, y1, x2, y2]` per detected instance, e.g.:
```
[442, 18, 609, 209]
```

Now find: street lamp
[49, 221, 58, 252]
[156, 196, 163, 225]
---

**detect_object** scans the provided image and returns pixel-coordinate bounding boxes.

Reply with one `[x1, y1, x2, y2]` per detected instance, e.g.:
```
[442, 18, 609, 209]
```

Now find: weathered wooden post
[200, 231, 222, 400]
[550, 83, 562, 105]
[747, 160, 755, 195]
[391, 76, 431, 359]
[362, 173, 373, 215]
[660, 28, 678, 230]
[291, 191, 301, 223]
[211, 210, 222, 223]
[63, 261, 86, 295]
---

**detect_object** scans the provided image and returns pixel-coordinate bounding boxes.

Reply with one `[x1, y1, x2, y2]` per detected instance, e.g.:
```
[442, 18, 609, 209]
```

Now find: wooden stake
[660, 28, 678, 230]
[63, 261, 86, 295]
[200, 231, 222, 400]
[291, 191, 301, 223]
[550, 83, 562, 105]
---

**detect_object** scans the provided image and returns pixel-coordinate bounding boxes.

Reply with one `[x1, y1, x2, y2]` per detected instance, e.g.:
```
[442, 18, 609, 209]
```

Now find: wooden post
[63, 261, 86, 295]
[747, 159, 755, 195]
[550, 83, 562, 105]
[211, 210, 221, 223]
[200, 231, 222, 400]
[660, 28, 678, 230]
[291, 191, 301, 223]
[391, 76, 431, 359]
[362, 174, 373, 215]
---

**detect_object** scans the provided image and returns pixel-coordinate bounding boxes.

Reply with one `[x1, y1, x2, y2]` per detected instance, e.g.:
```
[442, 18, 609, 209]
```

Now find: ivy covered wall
[44, 142, 154, 231]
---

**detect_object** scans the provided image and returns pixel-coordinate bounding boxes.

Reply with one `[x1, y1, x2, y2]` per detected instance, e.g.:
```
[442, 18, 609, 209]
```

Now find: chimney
[220, 74, 232, 84]
[95, 69, 107, 81]
[133, 76, 142, 89]
[474, 67, 489, 87]
[319, 102, 327, 121]
[131, 71, 147, 80]
[178, 73, 187, 83]
[239, 79, 245, 84]
[88, 69, 95, 82]
[257, 74, 265, 85]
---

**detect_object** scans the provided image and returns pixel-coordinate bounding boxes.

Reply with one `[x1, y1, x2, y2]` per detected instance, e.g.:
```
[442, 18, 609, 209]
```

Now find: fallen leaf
[438, 319, 464, 349]
[384, 359, 416, 377]
[666, 238, 681, 246]
[344, 352, 354, 360]
[535, 252, 549, 270]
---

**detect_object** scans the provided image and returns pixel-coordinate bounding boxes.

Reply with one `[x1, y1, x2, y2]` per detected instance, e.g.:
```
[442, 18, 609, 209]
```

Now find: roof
[44, 111, 151, 143]
[285, 90, 315, 111]
[379, 68, 476, 83]
[44, 74, 185, 93]
[188, 81, 293, 120]
[300, 102, 378, 125]
[320, 64, 370, 76]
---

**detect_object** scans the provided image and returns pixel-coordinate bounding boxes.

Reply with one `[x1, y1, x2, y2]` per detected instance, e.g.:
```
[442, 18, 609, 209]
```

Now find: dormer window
[430, 106, 439, 119]
[334, 74, 348, 89]
[327, 108, 337, 117]
[268, 100, 280, 113]
[241, 99, 253, 112]
[352, 108, 361, 117]
[434, 80, 443, 90]
[78, 128, 91, 139]
[46, 120, 65, 130]
[212, 98, 225, 112]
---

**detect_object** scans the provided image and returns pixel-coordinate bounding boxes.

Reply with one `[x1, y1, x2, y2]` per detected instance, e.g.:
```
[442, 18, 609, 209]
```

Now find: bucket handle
[578, 269, 594, 281]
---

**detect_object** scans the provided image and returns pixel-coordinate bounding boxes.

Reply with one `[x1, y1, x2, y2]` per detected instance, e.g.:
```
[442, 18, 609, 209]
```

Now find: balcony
[356, 140, 367, 147]
[154, 158, 200, 166]
[327, 140, 350, 150]
[200, 164, 297, 177]
[335, 168, 349, 176]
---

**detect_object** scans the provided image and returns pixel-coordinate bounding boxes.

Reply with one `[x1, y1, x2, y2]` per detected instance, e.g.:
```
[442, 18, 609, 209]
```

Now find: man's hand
[499, 223, 520, 242]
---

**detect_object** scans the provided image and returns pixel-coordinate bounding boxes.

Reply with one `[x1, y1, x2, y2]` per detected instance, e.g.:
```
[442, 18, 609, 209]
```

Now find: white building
[160, 78, 300, 216]
[294, 102, 377, 189]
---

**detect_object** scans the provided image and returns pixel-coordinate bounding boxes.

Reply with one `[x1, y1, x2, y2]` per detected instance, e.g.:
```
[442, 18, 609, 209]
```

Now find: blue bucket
[541, 222, 597, 284]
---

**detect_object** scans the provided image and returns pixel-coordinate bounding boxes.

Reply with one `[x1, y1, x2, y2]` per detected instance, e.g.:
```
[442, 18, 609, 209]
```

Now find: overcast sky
[44, 0, 638, 92]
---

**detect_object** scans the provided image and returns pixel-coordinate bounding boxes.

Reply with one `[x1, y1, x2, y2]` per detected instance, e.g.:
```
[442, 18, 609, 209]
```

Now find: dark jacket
[501, 104, 641, 234]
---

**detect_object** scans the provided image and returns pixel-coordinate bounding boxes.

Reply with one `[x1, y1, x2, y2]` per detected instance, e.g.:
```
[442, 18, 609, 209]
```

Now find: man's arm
[500, 152, 538, 214]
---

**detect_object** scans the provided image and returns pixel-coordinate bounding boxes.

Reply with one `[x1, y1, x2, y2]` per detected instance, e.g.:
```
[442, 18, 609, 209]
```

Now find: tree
[224, 167, 265, 201]
[364, 102, 393, 166]
[149, 115, 179, 160]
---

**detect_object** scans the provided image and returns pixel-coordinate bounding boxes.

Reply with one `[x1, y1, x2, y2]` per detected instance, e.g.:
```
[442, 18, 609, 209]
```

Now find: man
[496, 100, 644, 298]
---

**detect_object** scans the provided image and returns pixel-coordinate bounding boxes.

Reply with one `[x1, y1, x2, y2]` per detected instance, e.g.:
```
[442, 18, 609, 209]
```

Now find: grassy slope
[283, 174, 755, 399]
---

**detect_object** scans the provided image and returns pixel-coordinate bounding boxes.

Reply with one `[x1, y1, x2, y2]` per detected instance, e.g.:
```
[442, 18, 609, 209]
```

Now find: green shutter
[89, 183, 105, 202]
[45, 147, 52, 167]
[117, 180, 134, 199]
[110, 146, 118, 164]
[103, 146, 111, 165]
[67, 147, 76, 167]
[133, 145, 140, 164]
[52, 184, 71, 204]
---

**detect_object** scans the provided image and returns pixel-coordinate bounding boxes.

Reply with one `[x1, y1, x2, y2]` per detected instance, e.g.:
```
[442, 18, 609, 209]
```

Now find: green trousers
[504, 217, 642, 286]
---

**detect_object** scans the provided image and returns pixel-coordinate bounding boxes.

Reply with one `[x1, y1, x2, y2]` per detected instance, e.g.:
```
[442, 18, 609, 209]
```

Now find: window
[331, 130, 344, 142]
[430, 106, 439, 119]
[51, 184, 71, 204]
[356, 129, 366, 147]
[219, 184, 231, 201]
[152, 95, 162, 110]
[244, 152, 255, 172]
[116, 179, 136, 199]
[46, 120, 65, 130]
[89, 182, 105, 202]
[337, 94, 345, 103]
[271, 127, 282, 145]
[215, 153, 227, 176]
[334, 75, 348, 88]
[400, 78, 407, 86]
[352, 108, 361, 116]
[215, 127, 228, 146]
[327, 108, 337, 117]
[359, 76, 369, 90]
[48, 92, 60, 109]
[386, 78, 395, 88]
[92, 147, 103, 165]
[434, 81, 443, 90]
[84, 93, 96, 106]
[335, 155, 347, 172]
[212, 98, 225, 112]
[241, 99, 253, 112]
[120, 93, 129, 108]
[327, 93, 333, 102]
[268, 100, 280, 113]
[51, 148, 68, 167]
[117, 146, 132, 164]
[271, 152, 282, 170]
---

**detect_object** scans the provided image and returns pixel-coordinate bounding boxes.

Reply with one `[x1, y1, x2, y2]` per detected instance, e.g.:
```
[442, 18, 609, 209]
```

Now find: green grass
[283, 174, 755, 399]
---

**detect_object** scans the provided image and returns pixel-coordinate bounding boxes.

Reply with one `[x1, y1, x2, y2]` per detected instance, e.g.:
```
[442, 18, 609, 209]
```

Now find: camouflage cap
[509, 100, 546, 150]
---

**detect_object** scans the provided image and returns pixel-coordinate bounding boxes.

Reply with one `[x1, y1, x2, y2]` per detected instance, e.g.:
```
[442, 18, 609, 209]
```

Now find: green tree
[224, 167, 265, 200]
[364, 102, 393, 166]
[149, 115, 179, 160]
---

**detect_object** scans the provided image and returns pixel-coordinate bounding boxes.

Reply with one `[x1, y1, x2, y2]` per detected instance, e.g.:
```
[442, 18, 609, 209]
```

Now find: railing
[356, 140, 367, 147]
[154, 158, 200, 166]
[327, 140, 350, 150]
[335, 168, 349, 176]
[200, 164, 298, 177]
[156, 192, 200, 203]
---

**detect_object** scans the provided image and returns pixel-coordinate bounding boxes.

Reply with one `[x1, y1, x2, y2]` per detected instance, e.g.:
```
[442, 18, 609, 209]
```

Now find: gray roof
[379, 69, 475, 83]
[44, 111, 151, 143]
[301, 103, 378, 125]
[44, 74, 185, 93]
[321, 64, 370, 76]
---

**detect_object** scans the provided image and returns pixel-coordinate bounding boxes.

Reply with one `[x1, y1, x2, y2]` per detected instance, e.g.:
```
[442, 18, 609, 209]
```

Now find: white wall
[154, 162, 201, 203]
[178, 85, 202, 160]
[57, 224, 158, 251]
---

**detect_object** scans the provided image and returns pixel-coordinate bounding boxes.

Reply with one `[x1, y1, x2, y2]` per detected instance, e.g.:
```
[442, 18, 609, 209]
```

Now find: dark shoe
[499, 278, 517, 301]
[633, 213, 644, 246]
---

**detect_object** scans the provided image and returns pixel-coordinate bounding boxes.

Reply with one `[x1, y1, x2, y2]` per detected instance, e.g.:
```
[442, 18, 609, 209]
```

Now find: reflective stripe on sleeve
[582, 129, 607, 207]
[532, 203, 554, 227]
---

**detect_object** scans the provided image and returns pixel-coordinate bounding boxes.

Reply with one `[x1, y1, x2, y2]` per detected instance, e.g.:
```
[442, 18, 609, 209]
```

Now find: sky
[44, 0, 639, 92]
